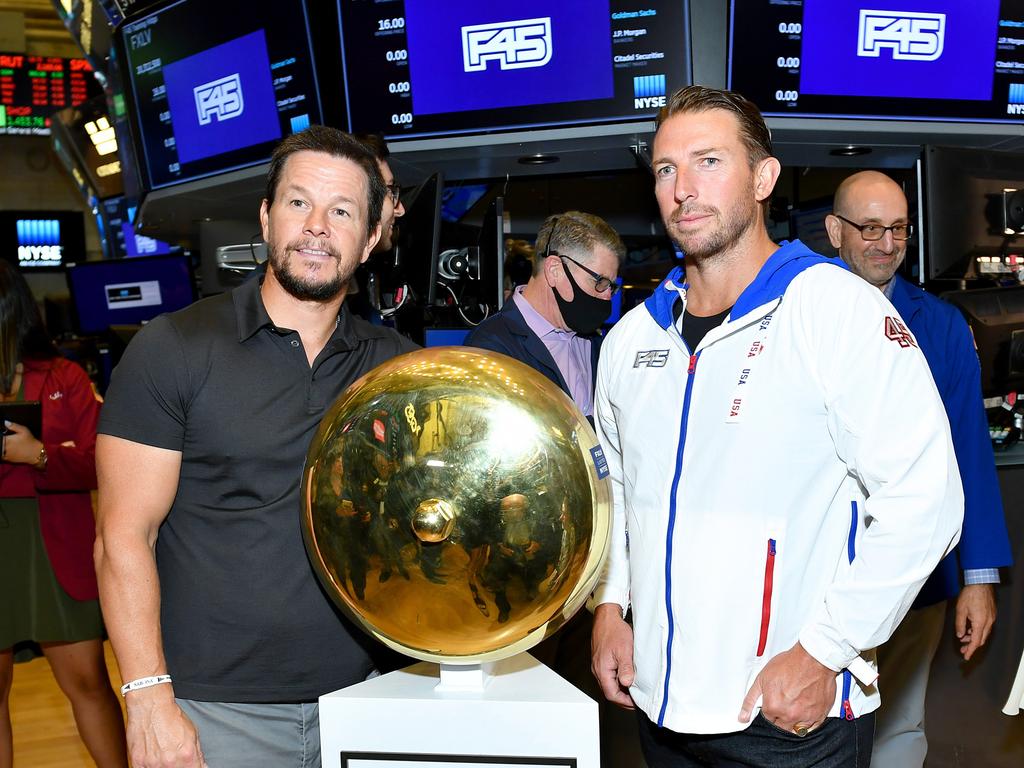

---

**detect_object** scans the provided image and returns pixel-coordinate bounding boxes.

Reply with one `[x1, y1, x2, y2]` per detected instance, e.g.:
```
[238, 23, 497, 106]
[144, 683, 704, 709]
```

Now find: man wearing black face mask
[464, 210, 639, 767]
[464, 211, 624, 421]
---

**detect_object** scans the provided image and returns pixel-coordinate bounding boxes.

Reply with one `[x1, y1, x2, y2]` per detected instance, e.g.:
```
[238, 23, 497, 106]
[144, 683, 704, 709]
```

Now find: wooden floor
[9, 642, 124, 768]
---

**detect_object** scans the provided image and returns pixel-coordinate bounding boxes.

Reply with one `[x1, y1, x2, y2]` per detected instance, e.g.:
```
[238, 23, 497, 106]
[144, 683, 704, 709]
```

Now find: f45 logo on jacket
[634, 349, 670, 368]
[884, 316, 917, 348]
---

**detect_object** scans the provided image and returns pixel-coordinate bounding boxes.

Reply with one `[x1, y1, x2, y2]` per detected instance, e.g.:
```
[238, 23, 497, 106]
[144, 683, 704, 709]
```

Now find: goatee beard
[271, 241, 353, 302]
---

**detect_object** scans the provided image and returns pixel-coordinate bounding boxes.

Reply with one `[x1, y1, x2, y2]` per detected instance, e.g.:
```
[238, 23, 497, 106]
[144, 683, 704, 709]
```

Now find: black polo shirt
[98, 274, 417, 702]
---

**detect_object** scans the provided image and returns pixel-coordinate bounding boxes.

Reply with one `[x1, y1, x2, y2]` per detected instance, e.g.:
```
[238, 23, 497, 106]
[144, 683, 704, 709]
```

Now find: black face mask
[553, 266, 611, 335]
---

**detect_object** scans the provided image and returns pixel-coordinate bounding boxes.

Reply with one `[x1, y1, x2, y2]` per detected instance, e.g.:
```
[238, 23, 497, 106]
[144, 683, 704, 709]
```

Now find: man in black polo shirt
[94, 126, 417, 768]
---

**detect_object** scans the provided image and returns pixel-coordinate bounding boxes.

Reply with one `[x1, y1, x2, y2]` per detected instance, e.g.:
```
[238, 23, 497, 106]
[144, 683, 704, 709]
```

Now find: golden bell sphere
[301, 347, 611, 664]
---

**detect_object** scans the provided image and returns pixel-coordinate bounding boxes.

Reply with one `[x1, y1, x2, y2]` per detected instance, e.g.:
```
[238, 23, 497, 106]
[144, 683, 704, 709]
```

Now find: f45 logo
[884, 316, 917, 348]
[462, 17, 552, 73]
[194, 73, 245, 125]
[634, 349, 670, 368]
[858, 10, 945, 62]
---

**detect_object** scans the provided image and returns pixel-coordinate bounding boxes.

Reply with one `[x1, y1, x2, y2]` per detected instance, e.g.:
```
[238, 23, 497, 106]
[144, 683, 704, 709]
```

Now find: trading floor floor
[10, 643, 124, 767]
[9, 636, 1024, 767]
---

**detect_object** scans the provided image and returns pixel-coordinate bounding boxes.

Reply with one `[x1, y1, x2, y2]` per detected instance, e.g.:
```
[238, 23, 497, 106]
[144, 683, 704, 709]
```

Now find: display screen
[0, 210, 86, 271]
[338, 1, 691, 140]
[729, 0, 1024, 123]
[66, 253, 196, 334]
[0, 52, 100, 136]
[120, 0, 322, 189]
[100, 197, 176, 259]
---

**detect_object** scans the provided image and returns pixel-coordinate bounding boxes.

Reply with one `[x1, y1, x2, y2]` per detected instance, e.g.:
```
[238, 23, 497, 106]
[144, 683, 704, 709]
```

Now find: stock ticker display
[120, 0, 322, 189]
[338, 0, 691, 140]
[729, 0, 1024, 123]
[0, 53, 98, 136]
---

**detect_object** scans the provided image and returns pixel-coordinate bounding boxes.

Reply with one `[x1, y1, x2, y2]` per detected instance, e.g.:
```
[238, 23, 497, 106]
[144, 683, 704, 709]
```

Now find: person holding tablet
[0, 260, 127, 768]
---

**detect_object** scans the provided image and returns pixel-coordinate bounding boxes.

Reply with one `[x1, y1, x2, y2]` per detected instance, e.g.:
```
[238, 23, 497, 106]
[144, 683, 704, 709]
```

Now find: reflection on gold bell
[412, 498, 456, 543]
[301, 347, 611, 664]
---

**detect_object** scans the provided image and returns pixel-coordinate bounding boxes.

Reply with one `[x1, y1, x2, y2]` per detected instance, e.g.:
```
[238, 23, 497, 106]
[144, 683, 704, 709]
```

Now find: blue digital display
[729, 0, 1024, 124]
[338, 2, 692, 141]
[800, 0, 999, 101]
[66, 254, 196, 334]
[162, 31, 282, 165]
[405, 0, 613, 115]
[121, 0, 321, 190]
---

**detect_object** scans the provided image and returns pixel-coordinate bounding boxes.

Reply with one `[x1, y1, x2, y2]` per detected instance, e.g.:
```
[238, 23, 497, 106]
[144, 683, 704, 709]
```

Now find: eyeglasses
[554, 253, 621, 295]
[834, 214, 913, 242]
[385, 182, 401, 205]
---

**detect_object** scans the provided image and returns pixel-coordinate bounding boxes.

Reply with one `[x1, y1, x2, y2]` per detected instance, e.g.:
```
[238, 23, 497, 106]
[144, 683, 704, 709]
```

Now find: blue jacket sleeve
[943, 312, 1013, 572]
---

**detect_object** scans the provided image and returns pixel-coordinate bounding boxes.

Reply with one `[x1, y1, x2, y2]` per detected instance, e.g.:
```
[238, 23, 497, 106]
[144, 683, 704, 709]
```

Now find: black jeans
[637, 710, 875, 767]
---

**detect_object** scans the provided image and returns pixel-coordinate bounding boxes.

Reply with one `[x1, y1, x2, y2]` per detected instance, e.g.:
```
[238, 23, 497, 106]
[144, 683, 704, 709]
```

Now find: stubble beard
[666, 197, 758, 265]
[270, 239, 356, 302]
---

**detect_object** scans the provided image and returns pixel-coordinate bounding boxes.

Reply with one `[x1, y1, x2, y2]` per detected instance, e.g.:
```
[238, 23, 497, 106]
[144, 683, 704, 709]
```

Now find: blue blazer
[462, 298, 602, 404]
[889, 275, 1013, 606]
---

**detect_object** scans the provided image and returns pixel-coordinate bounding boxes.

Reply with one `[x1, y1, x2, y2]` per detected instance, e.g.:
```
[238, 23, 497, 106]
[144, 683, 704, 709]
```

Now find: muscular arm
[94, 434, 205, 767]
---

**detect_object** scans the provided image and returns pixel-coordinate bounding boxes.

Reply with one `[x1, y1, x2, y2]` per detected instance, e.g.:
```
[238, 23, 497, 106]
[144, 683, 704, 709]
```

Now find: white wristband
[120, 675, 172, 697]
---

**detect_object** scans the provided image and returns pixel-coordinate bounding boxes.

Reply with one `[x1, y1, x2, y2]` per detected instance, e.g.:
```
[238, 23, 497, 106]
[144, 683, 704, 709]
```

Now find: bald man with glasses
[825, 171, 1012, 768]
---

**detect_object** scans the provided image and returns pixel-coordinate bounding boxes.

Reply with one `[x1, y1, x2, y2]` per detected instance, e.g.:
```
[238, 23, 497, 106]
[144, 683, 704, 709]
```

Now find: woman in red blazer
[0, 261, 126, 768]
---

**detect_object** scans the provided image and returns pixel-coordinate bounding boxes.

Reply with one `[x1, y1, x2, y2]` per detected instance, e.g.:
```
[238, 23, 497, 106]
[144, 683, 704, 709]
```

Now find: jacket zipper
[756, 538, 777, 657]
[841, 500, 858, 720]
[657, 350, 700, 727]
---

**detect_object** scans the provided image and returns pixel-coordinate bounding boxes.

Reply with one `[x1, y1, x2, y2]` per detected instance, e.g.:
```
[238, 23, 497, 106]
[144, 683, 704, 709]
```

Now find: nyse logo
[634, 74, 666, 110]
[193, 73, 245, 126]
[1008, 83, 1024, 115]
[16, 218, 62, 263]
[462, 17, 552, 73]
[858, 10, 945, 62]
[634, 349, 669, 368]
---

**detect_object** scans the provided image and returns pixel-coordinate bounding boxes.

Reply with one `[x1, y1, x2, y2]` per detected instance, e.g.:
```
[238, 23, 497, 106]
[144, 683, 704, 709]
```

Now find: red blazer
[1, 357, 100, 601]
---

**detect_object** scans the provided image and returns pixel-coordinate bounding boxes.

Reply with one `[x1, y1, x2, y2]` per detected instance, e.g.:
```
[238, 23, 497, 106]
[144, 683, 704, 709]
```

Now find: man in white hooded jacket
[590, 86, 963, 767]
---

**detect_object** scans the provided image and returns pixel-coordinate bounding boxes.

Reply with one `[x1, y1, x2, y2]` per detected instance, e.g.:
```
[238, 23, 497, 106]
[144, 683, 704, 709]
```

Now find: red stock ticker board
[0, 53, 98, 136]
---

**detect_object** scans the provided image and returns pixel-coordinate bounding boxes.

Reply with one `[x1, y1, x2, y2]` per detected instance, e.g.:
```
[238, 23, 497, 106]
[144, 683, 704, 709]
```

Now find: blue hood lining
[645, 241, 849, 330]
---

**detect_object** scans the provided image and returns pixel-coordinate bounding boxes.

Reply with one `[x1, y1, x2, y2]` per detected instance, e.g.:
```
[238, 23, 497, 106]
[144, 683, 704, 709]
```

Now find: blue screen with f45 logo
[405, 0, 613, 115]
[338, 1, 692, 141]
[121, 0, 321, 190]
[162, 31, 282, 165]
[800, 0, 999, 101]
[729, 0, 1024, 124]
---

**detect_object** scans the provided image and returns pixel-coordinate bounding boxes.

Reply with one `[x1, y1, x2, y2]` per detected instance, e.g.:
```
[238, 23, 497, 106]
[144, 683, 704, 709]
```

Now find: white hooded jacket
[593, 240, 964, 734]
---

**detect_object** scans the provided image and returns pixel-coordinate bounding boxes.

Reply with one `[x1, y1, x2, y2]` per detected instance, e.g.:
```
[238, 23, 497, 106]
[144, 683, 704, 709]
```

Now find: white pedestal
[319, 653, 600, 767]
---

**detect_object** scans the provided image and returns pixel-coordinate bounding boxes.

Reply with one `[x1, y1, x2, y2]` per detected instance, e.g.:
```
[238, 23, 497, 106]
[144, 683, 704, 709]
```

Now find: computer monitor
[66, 253, 197, 334]
[393, 172, 444, 306]
[337, 1, 692, 142]
[944, 286, 1024, 396]
[924, 146, 1024, 280]
[119, 0, 322, 190]
[729, 0, 1023, 125]
[477, 196, 506, 313]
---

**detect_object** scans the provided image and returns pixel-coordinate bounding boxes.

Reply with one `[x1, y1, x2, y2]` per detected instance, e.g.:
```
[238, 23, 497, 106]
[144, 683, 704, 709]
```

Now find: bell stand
[436, 661, 495, 692]
[319, 653, 600, 766]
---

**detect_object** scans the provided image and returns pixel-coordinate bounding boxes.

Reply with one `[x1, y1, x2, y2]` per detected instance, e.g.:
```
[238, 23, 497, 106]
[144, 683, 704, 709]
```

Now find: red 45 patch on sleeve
[884, 316, 917, 348]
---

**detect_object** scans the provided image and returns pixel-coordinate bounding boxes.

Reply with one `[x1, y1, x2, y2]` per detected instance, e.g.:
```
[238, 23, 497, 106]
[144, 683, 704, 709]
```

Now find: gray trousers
[871, 601, 947, 768]
[176, 698, 321, 768]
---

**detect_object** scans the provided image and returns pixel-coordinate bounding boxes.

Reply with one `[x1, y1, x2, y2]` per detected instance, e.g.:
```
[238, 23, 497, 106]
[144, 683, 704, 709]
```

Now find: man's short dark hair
[656, 85, 773, 168]
[265, 126, 386, 237]
[354, 133, 390, 164]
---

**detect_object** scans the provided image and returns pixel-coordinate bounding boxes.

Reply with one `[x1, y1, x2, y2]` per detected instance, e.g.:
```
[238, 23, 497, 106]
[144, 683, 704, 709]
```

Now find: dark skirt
[0, 498, 105, 661]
